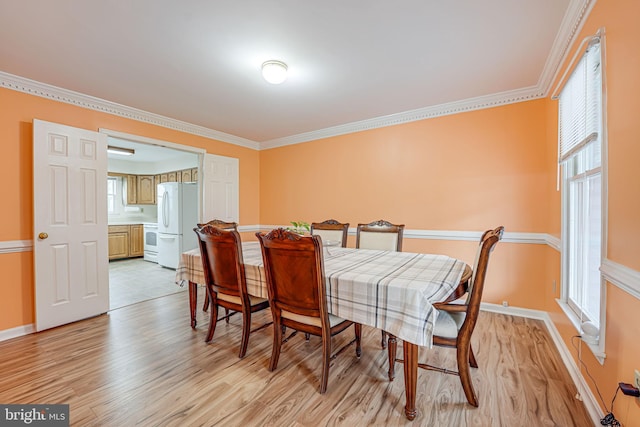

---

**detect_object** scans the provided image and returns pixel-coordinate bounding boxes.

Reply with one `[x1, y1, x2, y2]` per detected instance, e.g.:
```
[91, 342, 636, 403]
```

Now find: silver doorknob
[38, 232, 48, 240]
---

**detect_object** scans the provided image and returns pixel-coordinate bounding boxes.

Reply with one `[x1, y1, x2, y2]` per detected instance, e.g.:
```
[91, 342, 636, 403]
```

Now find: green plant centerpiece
[287, 221, 310, 235]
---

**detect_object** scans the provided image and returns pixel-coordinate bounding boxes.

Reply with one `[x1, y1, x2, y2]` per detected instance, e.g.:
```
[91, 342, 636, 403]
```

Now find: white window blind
[558, 30, 605, 347]
[558, 39, 601, 163]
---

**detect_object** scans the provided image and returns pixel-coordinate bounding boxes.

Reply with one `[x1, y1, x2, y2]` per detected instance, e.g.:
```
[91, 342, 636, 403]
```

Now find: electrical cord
[571, 335, 621, 426]
[599, 386, 621, 426]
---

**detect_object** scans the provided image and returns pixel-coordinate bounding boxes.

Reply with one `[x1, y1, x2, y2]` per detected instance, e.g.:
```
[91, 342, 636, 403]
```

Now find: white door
[202, 154, 239, 223]
[33, 119, 109, 331]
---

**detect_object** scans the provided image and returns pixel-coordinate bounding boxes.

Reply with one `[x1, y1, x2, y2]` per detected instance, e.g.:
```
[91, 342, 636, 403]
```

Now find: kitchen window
[107, 177, 117, 214]
[557, 31, 606, 361]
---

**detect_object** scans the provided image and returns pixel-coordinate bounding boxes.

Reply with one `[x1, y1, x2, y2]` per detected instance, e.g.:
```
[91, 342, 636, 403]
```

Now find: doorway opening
[103, 131, 204, 310]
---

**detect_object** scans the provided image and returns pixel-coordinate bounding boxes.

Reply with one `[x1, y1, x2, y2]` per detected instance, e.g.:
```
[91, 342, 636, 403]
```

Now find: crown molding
[539, 0, 597, 96]
[0, 0, 593, 152]
[260, 86, 545, 149]
[260, 0, 595, 150]
[0, 71, 260, 151]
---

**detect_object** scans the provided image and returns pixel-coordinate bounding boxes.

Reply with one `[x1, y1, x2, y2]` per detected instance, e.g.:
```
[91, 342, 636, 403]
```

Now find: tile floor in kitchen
[108, 257, 187, 310]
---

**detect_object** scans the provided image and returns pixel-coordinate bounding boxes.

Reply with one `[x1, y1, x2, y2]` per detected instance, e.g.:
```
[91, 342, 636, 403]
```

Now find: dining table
[175, 240, 471, 421]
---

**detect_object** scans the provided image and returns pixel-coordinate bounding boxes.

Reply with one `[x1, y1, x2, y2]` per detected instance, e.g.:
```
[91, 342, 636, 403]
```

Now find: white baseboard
[481, 303, 603, 424]
[0, 323, 35, 342]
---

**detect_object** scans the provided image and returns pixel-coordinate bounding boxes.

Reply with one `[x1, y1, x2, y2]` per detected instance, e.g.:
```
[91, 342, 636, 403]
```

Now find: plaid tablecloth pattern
[176, 242, 466, 347]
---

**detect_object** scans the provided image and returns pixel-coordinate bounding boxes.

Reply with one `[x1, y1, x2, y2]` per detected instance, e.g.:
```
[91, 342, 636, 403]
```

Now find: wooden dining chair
[356, 219, 405, 252]
[386, 226, 503, 407]
[256, 228, 362, 394]
[194, 225, 270, 358]
[356, 219, 405, 348]
[197, 219, 239, 312]
[310, 219, 350, 248]
[196, 219, 238, 231]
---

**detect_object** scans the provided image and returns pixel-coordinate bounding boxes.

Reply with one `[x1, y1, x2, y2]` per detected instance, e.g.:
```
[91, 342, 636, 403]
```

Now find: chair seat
[282, 310, 346, 328]
[433, 308, 467, 339]
[217, 292, 268, 307]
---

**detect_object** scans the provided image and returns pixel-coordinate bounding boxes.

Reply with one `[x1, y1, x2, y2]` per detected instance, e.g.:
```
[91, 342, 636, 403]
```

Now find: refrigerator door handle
[162, 190, 169, 228]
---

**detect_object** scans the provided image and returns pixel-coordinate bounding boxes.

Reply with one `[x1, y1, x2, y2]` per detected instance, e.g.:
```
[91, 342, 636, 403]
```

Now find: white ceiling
[0, 1, 585, 147]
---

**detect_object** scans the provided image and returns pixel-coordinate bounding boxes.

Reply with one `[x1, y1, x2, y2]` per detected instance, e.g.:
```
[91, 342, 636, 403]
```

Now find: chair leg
[387, 334, 397, 381]
[457, 343, 478, 407]
[319, 331, 331, 394]
[225, 308, 231, 323]
[202, 290, 209, 312]
[205, 293, 218, 343]
[354, 323, 362, 357]
[269, 320, 283, 372]
[469, 343, 478, 368]
[238, 310, 251, 359]
[381, 330, 387, 349]
[305, 332, 310, 341]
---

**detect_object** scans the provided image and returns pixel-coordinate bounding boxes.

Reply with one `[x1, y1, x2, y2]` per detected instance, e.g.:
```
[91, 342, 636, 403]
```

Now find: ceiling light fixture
[261, 60, 288, 84]
[107, 146, 135, 156]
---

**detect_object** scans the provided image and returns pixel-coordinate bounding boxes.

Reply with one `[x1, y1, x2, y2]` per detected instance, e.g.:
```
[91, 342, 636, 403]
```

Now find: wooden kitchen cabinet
[125, 175, 138, 205]
[191, 168, 198, 182]
[108, 225, 130, 260]
[167, 171, 177, 182]
[160, 173, 168, 183]
[109, 224, 144, 260]
[129, 224, 144, 257]
[181, 169, 192, 182]
[137, 175, 155, 204]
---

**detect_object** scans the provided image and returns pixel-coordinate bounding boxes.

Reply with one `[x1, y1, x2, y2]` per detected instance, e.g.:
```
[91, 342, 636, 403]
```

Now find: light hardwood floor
[0, 288, 593, 426]
[109, 258, 186, 309]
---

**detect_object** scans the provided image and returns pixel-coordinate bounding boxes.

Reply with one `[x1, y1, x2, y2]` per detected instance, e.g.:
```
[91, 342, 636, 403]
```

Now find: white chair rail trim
[601, 258, 640, 301]
[0, 240, 32, 254]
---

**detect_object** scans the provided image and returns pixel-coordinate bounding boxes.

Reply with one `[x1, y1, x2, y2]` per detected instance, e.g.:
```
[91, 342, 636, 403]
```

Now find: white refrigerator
[157, 182, 198, 269]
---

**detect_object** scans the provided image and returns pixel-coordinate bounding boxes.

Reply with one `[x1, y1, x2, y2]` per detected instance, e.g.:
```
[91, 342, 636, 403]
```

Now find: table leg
[189, 281, 197, 329]
[403, 341, 418, 420]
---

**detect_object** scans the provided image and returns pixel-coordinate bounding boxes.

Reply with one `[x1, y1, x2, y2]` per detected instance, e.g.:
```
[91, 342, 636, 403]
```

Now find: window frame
[556, 31, 608, 364]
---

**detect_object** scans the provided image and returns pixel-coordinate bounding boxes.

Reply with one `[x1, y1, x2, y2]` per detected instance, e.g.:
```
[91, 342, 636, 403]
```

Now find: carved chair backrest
[356, 219, 405, 252]
[194, 225, 247, 301]
[256, 228, 328, 324]
[196, 219, 238, 231]
[310, 219, 349, 248]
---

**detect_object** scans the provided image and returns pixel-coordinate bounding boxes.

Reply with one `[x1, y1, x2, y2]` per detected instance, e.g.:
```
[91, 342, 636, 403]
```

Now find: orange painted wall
[260, 100, 549, 232]
[1, 1, 638, 423]
[543, 1, 640, 426]
[0, 87, 261, 330]
[258, 2, 640, 424]
[260, 100, 553, 310]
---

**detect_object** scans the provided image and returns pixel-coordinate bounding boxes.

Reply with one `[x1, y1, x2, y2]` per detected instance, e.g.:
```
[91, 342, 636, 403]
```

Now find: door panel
[34, 119, 109, 331]
[203, 154, 238, 223]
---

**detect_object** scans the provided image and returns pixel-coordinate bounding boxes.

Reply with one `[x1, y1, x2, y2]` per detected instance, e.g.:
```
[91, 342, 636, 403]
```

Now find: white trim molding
[481, 302, 603, 425]
[255, 226, 560, 249]
[0, 240, 33, 254]
[0, 324, 35, 343]
[0, 1, 594, 152]
[0, 71, 259, 151]
[0, 230, 561, 254]
[260, 87, 545, 149]
[601, 258, 640, 300]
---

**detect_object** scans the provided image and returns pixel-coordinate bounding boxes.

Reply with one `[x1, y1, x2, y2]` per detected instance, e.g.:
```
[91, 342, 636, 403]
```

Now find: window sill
[556, 299, 606, 364]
